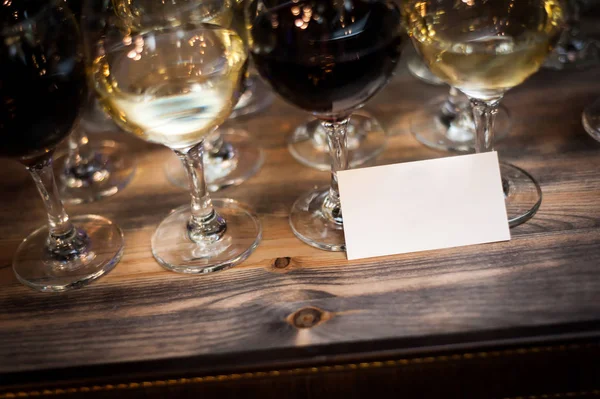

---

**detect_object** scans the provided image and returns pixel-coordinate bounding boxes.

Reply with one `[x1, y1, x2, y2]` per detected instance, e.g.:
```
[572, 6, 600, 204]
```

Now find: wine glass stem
[469, 98, 501, 153]
[26, 155, 75, 238]
[175, 142, 226, 243]
[321, 118, 350, 224]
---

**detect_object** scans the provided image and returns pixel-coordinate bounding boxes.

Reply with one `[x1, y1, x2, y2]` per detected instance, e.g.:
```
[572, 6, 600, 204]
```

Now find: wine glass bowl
[407, 0, 564, 101]
[94, 28, 247, 149]
[250, 1, 402, 117]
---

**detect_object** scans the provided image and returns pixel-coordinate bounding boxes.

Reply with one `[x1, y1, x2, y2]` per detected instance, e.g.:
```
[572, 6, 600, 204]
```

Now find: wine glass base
[165, 129, 264, 191]
[13, 215, 124, 292]
[288, 111, 387, 171]
[501, 163, 542, 228]
[411, 95, 511, 153]
[151, 199, 261, 274]
[230, 76, 275, 119]
[289, 187, 345, 252]
[582, 98, 600, 142]
[55, 140, 136, 205]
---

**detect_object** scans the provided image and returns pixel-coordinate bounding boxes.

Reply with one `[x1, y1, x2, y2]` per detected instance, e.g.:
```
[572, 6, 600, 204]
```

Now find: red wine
[0, 2, 86, 161]
[250, 0, 403, 116]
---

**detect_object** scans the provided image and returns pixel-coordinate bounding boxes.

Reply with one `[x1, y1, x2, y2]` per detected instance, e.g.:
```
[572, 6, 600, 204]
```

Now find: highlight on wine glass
[92, 15, 261, 273]
[0, 0, 124, 292]
[247, 0, 404, 251]
[404, 0, 565, 227]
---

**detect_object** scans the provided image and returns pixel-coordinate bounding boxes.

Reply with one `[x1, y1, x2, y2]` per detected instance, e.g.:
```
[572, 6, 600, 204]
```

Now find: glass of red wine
[0, 0, 124, 291]
[248, 0, 403, 251]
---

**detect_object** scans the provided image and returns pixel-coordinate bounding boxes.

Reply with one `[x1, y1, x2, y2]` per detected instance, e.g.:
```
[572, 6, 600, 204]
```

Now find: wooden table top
[1, 57, 600, 387]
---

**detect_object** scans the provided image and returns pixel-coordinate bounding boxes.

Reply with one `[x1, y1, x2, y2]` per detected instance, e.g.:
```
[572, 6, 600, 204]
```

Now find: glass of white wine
[112, 0, 271, 192]
[93, 22, 261, 273]
[404, 0, 565, 227]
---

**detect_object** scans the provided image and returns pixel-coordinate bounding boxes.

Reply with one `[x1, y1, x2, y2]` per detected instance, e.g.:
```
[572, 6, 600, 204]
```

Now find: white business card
[337, 152, 510, 260]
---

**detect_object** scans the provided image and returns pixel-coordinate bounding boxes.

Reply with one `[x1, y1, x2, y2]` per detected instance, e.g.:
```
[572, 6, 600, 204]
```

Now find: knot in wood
[273, 257, 291, 269]
[292, 307, 323, 329]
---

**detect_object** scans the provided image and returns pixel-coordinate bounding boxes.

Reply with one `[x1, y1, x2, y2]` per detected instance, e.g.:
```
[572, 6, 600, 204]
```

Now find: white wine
[93, 27, 247, 150]
[112, 0, 234, 33]
[405, 0, 563, 99]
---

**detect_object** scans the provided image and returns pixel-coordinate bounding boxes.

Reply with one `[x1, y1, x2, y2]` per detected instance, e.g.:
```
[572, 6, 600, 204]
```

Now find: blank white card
[337, 152, 510, 261]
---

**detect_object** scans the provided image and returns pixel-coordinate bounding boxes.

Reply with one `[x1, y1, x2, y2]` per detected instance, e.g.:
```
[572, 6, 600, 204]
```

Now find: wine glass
[50, 0, 136, 205]
[0, 0, 124, 291]
[92, 17, 261, 272]
[248, 0, 403, 251]
[116, 0, 272, 191]
[404, 0, 565, 227]
[583, 97, 600, 141]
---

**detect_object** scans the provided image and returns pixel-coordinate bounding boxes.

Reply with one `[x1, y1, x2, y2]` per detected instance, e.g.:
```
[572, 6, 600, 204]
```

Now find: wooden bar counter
[0, 57, 599, 398]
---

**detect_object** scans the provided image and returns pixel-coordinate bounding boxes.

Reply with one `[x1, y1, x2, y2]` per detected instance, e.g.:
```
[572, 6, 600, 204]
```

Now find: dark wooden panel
[1, 340, 599, 399]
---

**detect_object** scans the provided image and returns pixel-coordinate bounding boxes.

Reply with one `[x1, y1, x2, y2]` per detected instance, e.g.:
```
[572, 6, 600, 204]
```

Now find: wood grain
[1, 54, 600, 389]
